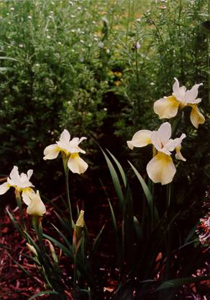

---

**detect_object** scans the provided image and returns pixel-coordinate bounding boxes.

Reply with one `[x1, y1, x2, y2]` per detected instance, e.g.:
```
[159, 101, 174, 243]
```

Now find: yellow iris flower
[127, 122, 186, 185]
[0, 166, 35, 204]
[154, 78, 205, 128]
[43, 129, 88, 174]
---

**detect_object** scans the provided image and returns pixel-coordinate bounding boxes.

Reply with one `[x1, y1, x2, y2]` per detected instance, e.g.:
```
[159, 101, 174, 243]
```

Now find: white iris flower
[0, 166, 35, 204]
[154, 78, 205, 128]
[43, 129, 88, 174]
[127, 122, 186, 185]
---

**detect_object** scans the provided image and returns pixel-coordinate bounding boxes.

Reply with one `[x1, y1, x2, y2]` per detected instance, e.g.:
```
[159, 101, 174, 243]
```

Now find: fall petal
[22, 188, 35, 205]
[190, 105, 205, 128]
[68, 154, 88, 174]
[127, 130, 152, 149]
[146, 153, 176, 185]
[154, 96, 179, 119]
[0, 182, 10, 195]
[43, 144, 60, 160]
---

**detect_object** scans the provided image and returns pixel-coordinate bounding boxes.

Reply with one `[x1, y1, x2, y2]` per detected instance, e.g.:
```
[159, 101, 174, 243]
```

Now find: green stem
[63, 157, 73, 231]
[15, 192, 25, 227]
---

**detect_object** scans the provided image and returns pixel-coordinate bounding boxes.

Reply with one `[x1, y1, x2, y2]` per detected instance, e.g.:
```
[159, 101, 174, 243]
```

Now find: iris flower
[127, 122, 186, 185]
[154, 78, 205, 128]
[0, 166, 35, 204]
[43, 129, 88, 174]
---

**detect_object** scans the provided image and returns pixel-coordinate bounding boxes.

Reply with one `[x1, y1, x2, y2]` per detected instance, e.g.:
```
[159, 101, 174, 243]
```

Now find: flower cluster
[0, 166, 46, 217]
[0, 130, 88, 217]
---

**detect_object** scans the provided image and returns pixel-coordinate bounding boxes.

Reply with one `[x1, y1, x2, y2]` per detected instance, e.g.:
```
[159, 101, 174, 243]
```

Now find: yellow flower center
[70, 153, 80, 160]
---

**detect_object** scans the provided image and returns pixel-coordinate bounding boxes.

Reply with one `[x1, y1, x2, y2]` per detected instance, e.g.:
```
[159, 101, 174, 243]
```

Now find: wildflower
[0, 166, 35, 204]
[26, 191, 46, 217]
[98, 41, 104, 48]
[127, 122, 186, 185]
[154, 78, 205, 128]
[43, 129, 88, 174]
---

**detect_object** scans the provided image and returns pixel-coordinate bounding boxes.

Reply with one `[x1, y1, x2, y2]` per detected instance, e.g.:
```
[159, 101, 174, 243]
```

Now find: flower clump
[0, 166, 46, 217]
[0, 166, 34, 204]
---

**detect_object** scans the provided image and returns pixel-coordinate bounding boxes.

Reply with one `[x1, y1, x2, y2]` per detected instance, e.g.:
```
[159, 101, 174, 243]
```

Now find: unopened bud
[26, 243, 38, 256]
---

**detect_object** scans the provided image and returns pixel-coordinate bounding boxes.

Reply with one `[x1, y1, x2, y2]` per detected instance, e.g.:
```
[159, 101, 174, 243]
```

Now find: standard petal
[190, 105, 205, 128]
[154, 96, 179, 119]
[157, 122, 172, 144]
[172, 78, 186, 102]
[22, 188, 35, 205]
[43, 144, 60, 160]
[27, 169, 33, 180]
[59, 129, 71, 143]
[151, 123, 173, 155]
[68, 137, 86, 154]
[0, 182, 10, 195]
[146, 153, 176, 185]
[68, 154, 88, 174]
[8, 166, 20, 186]
[172, 78, 180, 95]
[127, 130, 152, 149]
[184, 83, 203, 104]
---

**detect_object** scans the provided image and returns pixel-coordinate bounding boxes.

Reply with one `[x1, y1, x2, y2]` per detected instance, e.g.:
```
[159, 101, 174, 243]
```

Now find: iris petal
[43, 144, 60, 160]
[127, 130, 152, 149]
[154, 96, 179, 119]
[190, 105, 205, 128]
[146, 152, 176, 185]
[68, 154, 88, 174]
[0, 182, 10, 195]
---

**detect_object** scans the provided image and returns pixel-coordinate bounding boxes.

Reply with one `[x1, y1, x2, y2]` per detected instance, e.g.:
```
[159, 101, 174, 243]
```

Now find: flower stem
[15, 191, 24, 227]
[63, 157, 73, 231]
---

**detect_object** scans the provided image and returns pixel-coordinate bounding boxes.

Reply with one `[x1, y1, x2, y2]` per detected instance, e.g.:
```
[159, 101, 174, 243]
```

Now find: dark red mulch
[0, 192, 210, 300]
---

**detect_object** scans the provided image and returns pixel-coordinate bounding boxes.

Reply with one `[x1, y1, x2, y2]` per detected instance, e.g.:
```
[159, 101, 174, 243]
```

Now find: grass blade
[101, 149, 124, 210]
[128, 161, 159, 224]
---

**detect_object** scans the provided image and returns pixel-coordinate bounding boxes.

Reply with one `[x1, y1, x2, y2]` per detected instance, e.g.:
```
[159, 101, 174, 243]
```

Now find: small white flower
[98, 41, 104, 48]
[0, 166, 35, 204]
[136, 41, 141, 49]
[43, 129, 88, 174]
